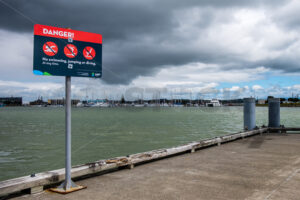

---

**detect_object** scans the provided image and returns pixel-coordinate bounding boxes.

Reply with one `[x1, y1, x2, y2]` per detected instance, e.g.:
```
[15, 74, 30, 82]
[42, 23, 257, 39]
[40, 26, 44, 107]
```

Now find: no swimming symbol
[43, 42, 58, 56]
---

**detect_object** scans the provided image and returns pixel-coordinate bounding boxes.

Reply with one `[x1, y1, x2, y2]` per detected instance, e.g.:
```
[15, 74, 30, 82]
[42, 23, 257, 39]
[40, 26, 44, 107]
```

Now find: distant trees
[280, 98, 286, 103]
[288, 98, 299, 102]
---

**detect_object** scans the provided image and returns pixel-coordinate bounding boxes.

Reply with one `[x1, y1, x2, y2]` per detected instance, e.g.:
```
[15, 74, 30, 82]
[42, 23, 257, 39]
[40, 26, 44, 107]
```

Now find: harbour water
[0, 106, 299, 181]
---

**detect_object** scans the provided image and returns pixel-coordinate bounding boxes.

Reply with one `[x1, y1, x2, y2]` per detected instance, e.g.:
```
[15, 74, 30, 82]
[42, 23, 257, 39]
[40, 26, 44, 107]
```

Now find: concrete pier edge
[1, 127, 300, 197]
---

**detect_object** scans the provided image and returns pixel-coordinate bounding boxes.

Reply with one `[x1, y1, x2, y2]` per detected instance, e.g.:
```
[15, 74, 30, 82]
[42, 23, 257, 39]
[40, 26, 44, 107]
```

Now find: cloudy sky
[0, 0, 299, 102]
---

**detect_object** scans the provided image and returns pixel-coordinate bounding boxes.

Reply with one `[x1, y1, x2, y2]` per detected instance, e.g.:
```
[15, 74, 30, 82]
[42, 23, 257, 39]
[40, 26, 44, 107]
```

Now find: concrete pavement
[13, 133, 300, 200]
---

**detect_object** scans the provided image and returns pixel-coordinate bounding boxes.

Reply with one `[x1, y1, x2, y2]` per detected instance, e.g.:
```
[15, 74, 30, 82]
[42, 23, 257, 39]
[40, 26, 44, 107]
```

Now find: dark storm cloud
[261, 57, 300, 73]
[0, 0, 287, 33]
[0, 0, 295, 84]
[0, 0, 176, 40]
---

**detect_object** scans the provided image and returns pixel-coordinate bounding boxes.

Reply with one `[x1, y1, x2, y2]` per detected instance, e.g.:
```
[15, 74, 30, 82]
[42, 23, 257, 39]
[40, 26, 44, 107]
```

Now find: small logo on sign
[83, 47, 96, 60]
[43, 42, 58, 56]
[77, 72, 89, 76]
[64, 44, 78, 58]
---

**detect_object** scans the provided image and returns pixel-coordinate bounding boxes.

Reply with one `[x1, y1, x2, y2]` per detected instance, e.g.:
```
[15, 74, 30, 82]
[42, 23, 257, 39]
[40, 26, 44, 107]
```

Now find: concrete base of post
[49, 180, 86, 194]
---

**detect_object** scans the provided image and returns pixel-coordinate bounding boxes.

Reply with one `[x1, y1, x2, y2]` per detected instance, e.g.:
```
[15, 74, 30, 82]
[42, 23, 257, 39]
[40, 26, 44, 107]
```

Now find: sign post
[33, 24, 102, 193]
[63, 75, 74, 190]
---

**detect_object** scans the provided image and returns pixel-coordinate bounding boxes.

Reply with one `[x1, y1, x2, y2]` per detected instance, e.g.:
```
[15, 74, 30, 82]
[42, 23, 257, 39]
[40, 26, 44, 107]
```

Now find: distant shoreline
[1, 104, 300, 108]
[256, 103, 300, 107]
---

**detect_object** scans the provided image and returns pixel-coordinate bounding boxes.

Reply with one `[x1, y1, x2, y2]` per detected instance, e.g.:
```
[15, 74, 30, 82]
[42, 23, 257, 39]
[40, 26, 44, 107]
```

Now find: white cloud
[292, 85, 300, 90]
[172, 6, 298, 65]
[0, 80, 61, 91]
[252, 85, 263, 90]
[230, 86, 241, 91]
[0, 30, 33, 81]
[130, 63, 269, 89]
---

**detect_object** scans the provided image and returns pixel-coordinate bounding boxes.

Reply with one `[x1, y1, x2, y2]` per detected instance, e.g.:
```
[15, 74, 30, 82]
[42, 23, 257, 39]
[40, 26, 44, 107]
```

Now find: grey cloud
[0, 0, 287, 33]
[261, 57, 300, 73]
[270, 1, 300, 31]
[0, 0, 296, 85]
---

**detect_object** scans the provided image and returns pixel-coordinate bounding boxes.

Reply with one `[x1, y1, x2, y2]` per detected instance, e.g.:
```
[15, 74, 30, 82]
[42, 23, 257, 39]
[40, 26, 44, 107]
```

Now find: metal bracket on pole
[50, 76, 85, 194]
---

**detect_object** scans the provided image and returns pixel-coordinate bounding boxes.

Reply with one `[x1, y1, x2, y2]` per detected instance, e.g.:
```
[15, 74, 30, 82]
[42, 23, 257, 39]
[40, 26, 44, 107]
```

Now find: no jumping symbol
[64, 44, 78, 58]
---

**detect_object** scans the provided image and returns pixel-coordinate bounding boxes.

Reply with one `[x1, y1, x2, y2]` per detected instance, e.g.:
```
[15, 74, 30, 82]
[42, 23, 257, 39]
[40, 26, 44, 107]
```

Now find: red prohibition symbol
[64, 44, 78, 58]
[83, 46, 96, 60]
[43, 41, 58, 56]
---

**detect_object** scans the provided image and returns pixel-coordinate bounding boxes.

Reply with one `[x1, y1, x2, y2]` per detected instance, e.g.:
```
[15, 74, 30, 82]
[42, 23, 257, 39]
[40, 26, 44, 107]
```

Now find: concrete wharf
[1, 127, 300, 200]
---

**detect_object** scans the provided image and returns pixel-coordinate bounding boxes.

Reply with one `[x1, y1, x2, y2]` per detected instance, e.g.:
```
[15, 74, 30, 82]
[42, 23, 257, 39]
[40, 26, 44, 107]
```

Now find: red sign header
[34, 24, 102, 44]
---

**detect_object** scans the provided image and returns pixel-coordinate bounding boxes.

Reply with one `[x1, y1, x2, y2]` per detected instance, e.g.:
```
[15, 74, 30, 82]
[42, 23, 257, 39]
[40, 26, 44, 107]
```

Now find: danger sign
[33, 24, 102, 78]
[64, 44, 78, 58]
[43, 42, 58, 56]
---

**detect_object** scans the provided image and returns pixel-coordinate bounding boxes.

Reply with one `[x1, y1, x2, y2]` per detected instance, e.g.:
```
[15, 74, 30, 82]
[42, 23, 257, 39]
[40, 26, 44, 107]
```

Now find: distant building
[48, 99, 80, 106]
[0, 97, 22, 106]
[258, 99, 266, 104]
[283, 100, 292, 104]
[30, 98, 47, 106]
[220, 99, 243, 106]
[48, 99, 65, 105]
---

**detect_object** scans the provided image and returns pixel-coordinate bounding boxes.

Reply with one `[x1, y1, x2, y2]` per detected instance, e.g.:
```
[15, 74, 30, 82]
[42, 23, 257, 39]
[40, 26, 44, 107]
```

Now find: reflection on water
[0, 106, 299, 181]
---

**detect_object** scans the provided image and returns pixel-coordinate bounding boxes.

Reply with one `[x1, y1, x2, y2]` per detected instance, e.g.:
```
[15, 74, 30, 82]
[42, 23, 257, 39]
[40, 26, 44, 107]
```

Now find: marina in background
[1, 95, 300, 108]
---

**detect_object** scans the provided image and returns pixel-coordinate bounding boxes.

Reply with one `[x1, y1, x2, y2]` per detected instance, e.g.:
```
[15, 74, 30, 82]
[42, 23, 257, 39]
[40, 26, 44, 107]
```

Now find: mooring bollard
[243, 98, 256, 130]
[268, 98, 280, 128]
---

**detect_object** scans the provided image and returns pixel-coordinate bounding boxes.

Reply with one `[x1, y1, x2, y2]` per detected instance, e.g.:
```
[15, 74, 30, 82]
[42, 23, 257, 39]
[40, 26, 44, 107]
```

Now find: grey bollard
[268, 98, 280, 127]
[243, 98, 256, 130]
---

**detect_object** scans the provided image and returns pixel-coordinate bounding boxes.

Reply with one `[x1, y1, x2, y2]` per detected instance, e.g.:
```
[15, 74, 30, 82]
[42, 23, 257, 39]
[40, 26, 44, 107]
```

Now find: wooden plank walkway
[9, 132, 300, 200]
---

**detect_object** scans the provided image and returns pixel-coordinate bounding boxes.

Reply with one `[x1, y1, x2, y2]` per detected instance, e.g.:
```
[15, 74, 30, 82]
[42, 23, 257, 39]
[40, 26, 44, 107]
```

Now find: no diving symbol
[64, 44, 78, 58]
[83, 47, 96, 60]
[43, 42, 58, 56]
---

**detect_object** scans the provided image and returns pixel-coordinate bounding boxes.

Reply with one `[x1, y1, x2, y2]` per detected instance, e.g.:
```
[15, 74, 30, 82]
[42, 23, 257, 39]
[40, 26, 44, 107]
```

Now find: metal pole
[51, 80, 85, 193]
[65, 76, 72, 189]
[51, 76, 85, 193]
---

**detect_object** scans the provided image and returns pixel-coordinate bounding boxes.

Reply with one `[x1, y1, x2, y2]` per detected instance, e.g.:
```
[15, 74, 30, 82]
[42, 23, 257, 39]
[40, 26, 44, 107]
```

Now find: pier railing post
[268, 98, 280, 128]
[243, 98, 256, 131]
